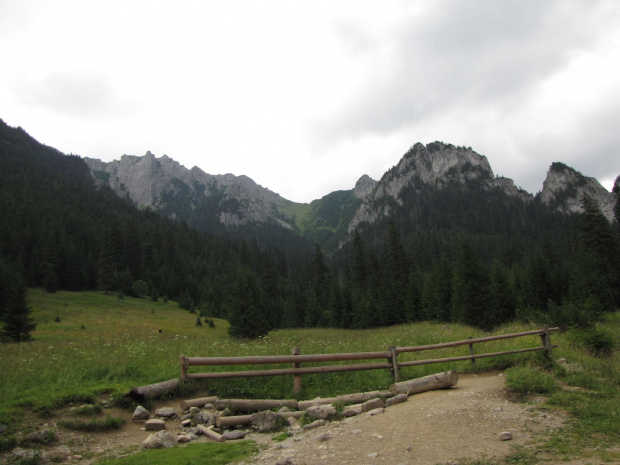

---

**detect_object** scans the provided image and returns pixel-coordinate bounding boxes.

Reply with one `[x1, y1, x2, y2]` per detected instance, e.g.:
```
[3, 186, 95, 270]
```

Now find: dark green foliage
[226, 268, 270, 339]
[568, 327, 615, 356]
[0, 268, 37, 343]
[59, 414, 124, 431]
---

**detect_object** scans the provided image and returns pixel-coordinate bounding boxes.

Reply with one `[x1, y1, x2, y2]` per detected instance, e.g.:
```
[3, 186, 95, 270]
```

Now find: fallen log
[180, 396, 218, 411]
[128, 379, 179, 399]
[298, 390, 394, 410]
[215, 399, 298, 412]
[389, 370, 458, 396]
[216, 414, 252, 428]
[197, 424, 225, 442]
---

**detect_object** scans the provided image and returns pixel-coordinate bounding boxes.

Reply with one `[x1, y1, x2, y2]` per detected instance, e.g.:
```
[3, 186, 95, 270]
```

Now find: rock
[194, 411, 216, 426]
[132, 405, 150, 421]
[250, 411, 281, 433]
[366, 408, 385, 416]
[305, 404, 337, 420]
[341, 404, 363, 417]
[318, 433, 331, 442]
[278, 406, 291, 413]
[100, 400, 111, 408]
[25, 429, 56, 444]
[203, 403, 215, 410]
[181, 419, 192, 427]
[45, 445, 71, 462]
[189, 407, 200, 414]
[361, 398, 384, 412]
[177, 434, 192, 443]
[222, 430, 247, 440]
[145, 419, 166, 431]
[143, 430, 177, 449]
[12, 448, 38, 459]
[181, 413, 192, 421]
[499, 431, 513, 441]
[385, 394, 407, 407]
[368, 452, 379, 459]
[155, 407, 177, 418]
[303, 419, 327, 431]
[219, 408, 232, 417]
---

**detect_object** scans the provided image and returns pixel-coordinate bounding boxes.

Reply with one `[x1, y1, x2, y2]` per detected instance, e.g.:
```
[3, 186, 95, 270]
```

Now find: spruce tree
[226, 268, 269, 339]
[1, 277, 37, 343]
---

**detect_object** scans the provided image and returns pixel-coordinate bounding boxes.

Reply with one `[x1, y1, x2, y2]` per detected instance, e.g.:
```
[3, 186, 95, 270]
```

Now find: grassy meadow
[1, 288, 618, 463]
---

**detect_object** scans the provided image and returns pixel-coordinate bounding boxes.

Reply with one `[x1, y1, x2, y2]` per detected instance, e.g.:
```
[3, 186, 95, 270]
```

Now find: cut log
[389, 370, 458, 396]
[216, 414, 252, 428]
[215, 399, 298, 413]
[180, 396, 218, 411]
[197, 424, 225, 442]
[129, 379, 179, 399]
[298, 390, 394, 410]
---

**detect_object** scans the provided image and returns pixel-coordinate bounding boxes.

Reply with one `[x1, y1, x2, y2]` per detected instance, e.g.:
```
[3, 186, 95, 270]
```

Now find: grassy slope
[1, 289, 618, 463]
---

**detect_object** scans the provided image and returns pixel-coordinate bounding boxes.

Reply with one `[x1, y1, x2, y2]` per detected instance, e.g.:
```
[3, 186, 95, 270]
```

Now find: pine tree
[1, 277, 37, 343]
[451, 240, 490, 329]
[226, 268, 269, 339]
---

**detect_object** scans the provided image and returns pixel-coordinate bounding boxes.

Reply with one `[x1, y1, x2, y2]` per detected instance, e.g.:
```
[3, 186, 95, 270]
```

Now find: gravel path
[242, 372, 564, 465]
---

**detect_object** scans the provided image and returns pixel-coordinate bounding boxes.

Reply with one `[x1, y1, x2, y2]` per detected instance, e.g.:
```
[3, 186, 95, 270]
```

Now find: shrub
[60, 415, 124, 432]
[568, 327, 615, 356]
[505, 365, 557, 395]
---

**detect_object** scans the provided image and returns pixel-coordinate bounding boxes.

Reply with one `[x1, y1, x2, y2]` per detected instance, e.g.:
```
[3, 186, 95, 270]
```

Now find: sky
[1, 0, 620, 203]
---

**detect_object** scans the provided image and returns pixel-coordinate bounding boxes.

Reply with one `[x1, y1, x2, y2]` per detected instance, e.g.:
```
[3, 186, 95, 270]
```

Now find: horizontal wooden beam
[398, 346, 554, 367]
[185, 351, 390, 366]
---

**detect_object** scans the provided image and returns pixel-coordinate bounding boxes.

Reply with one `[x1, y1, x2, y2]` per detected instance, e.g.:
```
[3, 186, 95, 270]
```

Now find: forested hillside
[1, 120, 619, 340]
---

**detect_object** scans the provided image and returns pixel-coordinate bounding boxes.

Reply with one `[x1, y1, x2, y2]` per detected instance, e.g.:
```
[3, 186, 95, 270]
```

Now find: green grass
[100, 441, 259, 465]
[1, 289, 618, 464]
[59, 414, 125, 432]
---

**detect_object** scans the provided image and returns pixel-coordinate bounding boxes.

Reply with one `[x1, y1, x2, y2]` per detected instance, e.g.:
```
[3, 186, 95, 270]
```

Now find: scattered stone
[287, 417, 300, 429]
[341, 404, 363, 417]
[351, 429, 362, 434]
[303, 419, 327, 431]
[181, 419, 192, 427]
[385, 393, 408, 407]
[189, 407, 200, 414]
[318, 433, 331, 442]
[219, 408, 232, 417]
[499, 431, 513, 441]
[100, 400, 111, 408]
[368, 452, 379, 459]
[222, 430, 247, 440]
[362, 398, 384, 412]
[143, 430, 177, 449]
[187, 433, 200, 441]
[145, 419, 166, 431]
[367, 407, 385, 416]
[194, 411, 216, 426]
[305, 404, 337, 420]
[203, 403, 215, 410]
[25, 429, 56, 444]
[12, 448, 38, 459]
[406, 446, 412, 452]
[278, 406, 291, 413]
[45, 445, 71, 462]
[250, 411, 281, 433]
[72, 455, 83, 460]
[275, 459, 295, 465]
[155, 407, 177, 418]
[132, 405, 150, 421]
[177, 434, 192, 443]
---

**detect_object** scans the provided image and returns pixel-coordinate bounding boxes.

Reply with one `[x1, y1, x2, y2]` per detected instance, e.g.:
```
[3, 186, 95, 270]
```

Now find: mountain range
[84, 141, 618, 251]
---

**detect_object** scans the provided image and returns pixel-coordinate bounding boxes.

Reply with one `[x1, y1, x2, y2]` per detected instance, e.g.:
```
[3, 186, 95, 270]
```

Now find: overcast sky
[2, 1, 619, 203]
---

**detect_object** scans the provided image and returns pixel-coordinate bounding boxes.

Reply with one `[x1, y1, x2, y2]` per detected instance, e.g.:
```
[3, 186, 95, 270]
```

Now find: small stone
[361, 398, 384, 412]
[143, 430, 177, 449]
[181, 419, 192, 427]
[194, 411, 216, 426]
[13, 448, 38, 459]
[203, 403, 215, 410]
[177, 434, 192, 443]
[100, 400, 111, 408]
[368, 452, 379, 459]
[25, 429, 55, 444]
[499, 431, 513, 441]
[406, 446, 412, 452]
[278, 406, 291, 413]
[385, 394, 408, 407]
[155, 407, 177, 418]
[303, 419, 327, 431]
[351, 429, 362, 434]
[366, 407, 384, 416]
[132, 405, 150, 421]
[45, 445, 70, 462]
[222, 430, 247, 440]
[305, 404, 337, 420]
[318, 433, 331, 442]
[73, 455, 83, 460]
[145, 419, 166, 431]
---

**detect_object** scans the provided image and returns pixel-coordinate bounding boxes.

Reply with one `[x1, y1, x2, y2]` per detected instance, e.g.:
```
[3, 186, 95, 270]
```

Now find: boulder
[194, 411, 216, 426]
[250, 411, 282, 433]
[145, 419, 166, 431]
[143, 430, 177, 449]
[155, 407, 177, 418]
[222, 430, 247, 440]
[132, 405, 150, 421]
[499, 431, 513, 441]
[305, 404, 336, 420]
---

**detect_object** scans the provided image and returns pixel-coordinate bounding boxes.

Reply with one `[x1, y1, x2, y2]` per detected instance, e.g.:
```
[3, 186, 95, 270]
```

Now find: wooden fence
[180, 327, 559, 394]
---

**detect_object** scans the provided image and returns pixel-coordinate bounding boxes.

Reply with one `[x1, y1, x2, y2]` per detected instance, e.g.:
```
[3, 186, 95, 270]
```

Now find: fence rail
[180, 326, 559, 394]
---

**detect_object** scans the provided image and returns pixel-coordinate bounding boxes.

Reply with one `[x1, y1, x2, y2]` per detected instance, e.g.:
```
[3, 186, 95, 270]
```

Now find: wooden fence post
[180, 355, 187, 382]
[292, 346, 301, 395]
[388, 346, 400, 383]
[468, 337, 476, 367]
[541, 326, 553, 357]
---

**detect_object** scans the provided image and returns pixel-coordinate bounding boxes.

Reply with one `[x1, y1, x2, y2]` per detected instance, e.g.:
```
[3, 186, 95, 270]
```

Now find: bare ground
[4, 372, 570, 464]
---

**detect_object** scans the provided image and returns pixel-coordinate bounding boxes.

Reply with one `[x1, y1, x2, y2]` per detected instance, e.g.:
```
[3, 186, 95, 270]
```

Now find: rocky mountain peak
[354, 175, 377, 199]
[540, 162, 616, 222]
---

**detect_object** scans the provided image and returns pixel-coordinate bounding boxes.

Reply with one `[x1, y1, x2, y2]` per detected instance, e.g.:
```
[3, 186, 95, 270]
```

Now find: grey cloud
[320, 0, 620, 139]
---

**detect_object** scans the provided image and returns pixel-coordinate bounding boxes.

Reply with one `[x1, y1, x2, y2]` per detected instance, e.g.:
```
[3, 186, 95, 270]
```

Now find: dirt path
[4, 372, 566, 464]
[242, 372, 565, 465]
